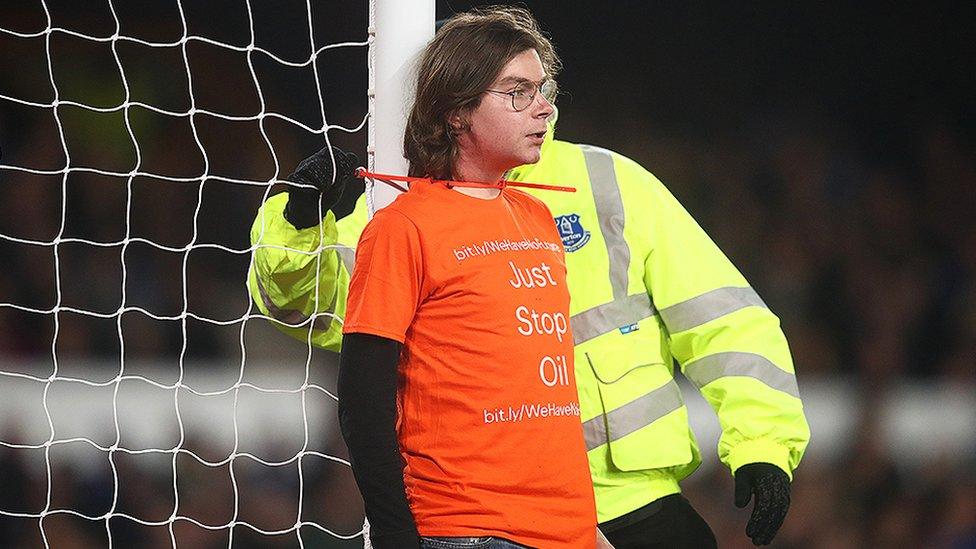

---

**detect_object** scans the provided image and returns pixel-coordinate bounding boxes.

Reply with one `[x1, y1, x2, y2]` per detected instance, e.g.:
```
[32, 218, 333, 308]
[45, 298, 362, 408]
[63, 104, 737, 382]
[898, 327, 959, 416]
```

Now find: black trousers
[600, 495, 718, 549]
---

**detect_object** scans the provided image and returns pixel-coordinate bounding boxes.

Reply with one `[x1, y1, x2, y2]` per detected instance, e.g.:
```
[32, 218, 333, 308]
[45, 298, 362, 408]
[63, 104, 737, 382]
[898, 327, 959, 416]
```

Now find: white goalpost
[368, 0, 434, 214]
[0, 1, 431, 547]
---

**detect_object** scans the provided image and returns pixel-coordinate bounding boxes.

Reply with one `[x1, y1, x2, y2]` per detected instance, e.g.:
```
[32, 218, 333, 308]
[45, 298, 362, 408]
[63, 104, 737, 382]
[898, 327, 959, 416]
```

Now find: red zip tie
[356, 168, 576, 193]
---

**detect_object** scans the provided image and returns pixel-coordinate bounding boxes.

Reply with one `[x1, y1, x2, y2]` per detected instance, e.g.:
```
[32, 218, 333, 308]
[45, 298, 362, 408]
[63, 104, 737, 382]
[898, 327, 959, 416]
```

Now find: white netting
[0, 1, 371, 546]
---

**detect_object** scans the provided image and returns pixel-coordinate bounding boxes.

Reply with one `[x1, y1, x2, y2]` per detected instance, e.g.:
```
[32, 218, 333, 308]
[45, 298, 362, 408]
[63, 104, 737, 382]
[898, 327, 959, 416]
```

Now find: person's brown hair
[403, 5, 560, 179]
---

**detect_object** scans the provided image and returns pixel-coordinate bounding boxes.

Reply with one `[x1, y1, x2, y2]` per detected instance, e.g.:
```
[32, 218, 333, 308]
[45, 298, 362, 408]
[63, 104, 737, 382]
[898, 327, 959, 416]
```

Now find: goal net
[0, 1, 427, 547]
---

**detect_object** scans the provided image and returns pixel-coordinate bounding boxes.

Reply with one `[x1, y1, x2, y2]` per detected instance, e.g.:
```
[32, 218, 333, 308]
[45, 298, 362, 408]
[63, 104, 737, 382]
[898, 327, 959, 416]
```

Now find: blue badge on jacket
[554, 214, 591, 252]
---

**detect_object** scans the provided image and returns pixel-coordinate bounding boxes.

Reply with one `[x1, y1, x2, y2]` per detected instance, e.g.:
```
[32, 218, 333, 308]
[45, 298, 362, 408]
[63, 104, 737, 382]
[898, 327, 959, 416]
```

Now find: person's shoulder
[555, 140, 639, 169]
[505, 187, 547, 208]
[553, 139, 664, 188]
[538, 138, 644, 176]
[376, 185, 433, 221]
[546, 138, 584, 155]
[505, 187, 556, 220]
[365, 199, 422, 236]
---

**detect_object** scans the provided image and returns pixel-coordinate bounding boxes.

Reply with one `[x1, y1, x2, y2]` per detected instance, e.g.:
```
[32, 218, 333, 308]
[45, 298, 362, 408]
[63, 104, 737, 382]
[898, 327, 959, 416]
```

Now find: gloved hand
[283, 145, 359, 230]
[734, 462, 791, 546]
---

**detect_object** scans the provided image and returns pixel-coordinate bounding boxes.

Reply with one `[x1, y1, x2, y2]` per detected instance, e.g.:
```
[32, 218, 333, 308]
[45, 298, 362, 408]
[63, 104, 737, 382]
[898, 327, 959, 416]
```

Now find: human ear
[449, 113, 464, 133]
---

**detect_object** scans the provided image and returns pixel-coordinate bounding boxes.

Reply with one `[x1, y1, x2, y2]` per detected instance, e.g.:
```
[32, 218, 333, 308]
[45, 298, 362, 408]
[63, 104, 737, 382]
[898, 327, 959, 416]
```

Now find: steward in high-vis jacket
[248, 128, 810, 547]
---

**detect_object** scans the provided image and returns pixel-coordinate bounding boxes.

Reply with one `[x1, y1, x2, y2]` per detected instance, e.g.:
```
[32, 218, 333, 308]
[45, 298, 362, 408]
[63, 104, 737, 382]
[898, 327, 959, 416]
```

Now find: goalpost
[0, 1, 431, 547]
[369, 0, 433, 213]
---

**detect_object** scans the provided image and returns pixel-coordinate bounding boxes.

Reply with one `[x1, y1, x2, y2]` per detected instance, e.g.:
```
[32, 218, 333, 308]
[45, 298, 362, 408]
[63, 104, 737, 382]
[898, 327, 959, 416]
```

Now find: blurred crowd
[1, 1, 974, 547]
[639, 117, 976, 384]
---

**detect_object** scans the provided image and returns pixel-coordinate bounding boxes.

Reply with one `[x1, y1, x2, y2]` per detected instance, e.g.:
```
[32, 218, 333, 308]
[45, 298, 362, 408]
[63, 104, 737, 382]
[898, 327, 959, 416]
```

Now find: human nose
[532, 89, 553, 118]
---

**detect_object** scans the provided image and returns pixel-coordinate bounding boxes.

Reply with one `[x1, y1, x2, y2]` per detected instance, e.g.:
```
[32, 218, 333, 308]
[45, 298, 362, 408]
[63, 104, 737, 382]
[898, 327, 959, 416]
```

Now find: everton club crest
[554, 214, 591, 252]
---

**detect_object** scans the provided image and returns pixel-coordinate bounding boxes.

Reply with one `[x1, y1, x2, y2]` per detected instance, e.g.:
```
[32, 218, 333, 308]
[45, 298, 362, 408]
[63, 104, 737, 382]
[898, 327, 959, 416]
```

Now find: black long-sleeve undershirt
[337, 332, 419, 549]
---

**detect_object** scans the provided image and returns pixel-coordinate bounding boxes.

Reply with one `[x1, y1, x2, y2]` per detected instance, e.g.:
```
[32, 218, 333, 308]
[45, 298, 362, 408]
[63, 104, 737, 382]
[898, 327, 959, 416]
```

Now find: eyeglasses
[485, 79, 556, 112]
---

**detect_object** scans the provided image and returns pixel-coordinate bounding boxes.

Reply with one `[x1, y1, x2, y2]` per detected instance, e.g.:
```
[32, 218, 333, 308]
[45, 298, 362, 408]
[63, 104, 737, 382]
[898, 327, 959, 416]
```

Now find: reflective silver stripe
[581, 145, 629, 300]
[582, 414, 607, 452]
[254, 270, 334, 331]
[582, 379, 685, 451]
[660, 286, 768, 333]
[571, 293, 657, 345]
[683, 352, 800, 399]
[335, 245, 356, 275]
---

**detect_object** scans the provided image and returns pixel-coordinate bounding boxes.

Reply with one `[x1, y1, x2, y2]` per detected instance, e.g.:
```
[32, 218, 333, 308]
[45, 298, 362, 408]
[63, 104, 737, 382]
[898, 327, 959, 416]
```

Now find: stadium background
[1, 1, 973, 547]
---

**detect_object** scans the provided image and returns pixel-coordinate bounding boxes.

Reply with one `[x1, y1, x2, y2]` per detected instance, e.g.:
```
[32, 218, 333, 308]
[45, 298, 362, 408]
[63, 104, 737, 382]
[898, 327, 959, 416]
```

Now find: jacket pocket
[585, 338, 695, 472]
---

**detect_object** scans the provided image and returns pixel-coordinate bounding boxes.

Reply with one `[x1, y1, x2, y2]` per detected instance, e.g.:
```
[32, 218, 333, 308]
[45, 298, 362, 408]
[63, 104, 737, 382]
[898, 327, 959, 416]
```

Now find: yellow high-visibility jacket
[248, 133, 810, 523]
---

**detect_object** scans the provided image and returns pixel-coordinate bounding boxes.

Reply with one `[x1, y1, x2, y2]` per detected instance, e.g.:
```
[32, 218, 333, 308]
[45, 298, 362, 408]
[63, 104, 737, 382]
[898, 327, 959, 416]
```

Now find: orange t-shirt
[343, 182, 596, 548]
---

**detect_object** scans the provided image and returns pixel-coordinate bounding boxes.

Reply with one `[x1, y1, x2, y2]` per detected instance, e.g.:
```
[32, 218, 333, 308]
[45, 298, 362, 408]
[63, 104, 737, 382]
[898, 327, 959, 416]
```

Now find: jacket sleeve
[628, 160, 811, 479]
[247, 192, 369, 352]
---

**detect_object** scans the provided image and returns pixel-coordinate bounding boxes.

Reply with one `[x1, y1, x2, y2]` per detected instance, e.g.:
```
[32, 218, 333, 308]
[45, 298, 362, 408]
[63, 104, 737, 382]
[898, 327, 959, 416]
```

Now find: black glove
[283, 145, 359, 230]
[734, 462, 791, 546]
